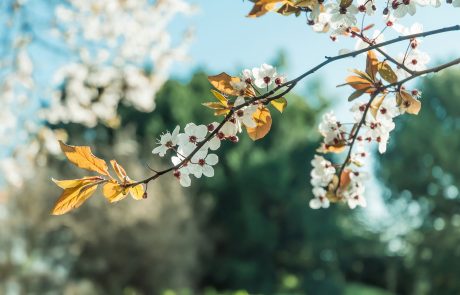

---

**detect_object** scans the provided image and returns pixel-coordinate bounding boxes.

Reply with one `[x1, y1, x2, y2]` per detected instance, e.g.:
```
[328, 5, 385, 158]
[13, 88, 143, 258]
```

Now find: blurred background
[1, 0, 460, 294]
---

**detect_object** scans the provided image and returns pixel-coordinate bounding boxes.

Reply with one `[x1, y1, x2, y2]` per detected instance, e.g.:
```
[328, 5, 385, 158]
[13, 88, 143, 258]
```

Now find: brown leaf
[208, 73, 242, 96]
[378, 62, 398, 84]
[247, 0, 286, 17]
[51, 179, 100, 215]
[340, 0, 353, 8]
[59, 141, 109, 176]
[246, 106, 272, 141]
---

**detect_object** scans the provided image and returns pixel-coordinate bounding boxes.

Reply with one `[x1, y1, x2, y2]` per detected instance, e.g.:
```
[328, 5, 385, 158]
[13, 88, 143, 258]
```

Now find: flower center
[198, 159, 206, 166]
[173, 170, 181, 178]
[189, 135, 197, 143]
[236, 110, 244, 117]
[263, 76, 271, 84]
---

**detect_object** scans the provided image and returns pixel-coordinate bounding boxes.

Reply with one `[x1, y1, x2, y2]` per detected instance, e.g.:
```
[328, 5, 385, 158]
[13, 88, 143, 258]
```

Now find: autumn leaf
[51, 177, 101, 215]
[348, 89, 369, 101]
[339, 169, 352, 189]
[211, 90, 228, 106]
[246, 106, 272, 140]
[366, 51, 379, 81]
[103, 180, 127, 203]
[340, 0, 353, 8]
[270, 97, 287, 113]
[207, 73, 242, 96]
[109, 160, 145, 201]
[202, 90, 231, 116]
[370, 94, 386, 118]
[398, 90, 421, 115]
[59, 141, 109, 176]
[276, 2, 301, 16]
[378, 62, 398, 84]
[247, 0, 287, 18]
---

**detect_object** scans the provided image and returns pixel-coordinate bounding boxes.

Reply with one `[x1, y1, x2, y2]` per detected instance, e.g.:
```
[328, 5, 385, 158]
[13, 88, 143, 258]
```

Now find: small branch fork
[128, 24, 460, 189]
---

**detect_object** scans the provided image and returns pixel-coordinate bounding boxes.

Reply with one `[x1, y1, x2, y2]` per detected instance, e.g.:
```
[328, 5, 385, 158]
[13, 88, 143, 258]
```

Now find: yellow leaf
[246, 106, 272, 141]
[103, 181, 128, 203]
[110, 159, 127, 182]
[52, 176, 103, 189]
[210, 90, 228, 107]
[270, 97, 287, 113]
[51, 179, 99, 215]
[59, 141, 109, 176]
[366, 51, 379, 81]
[129, 184, 145, 200]
[202, 102, 227, 110]
[398, 91, 421, 115]
[207, 73, 241, 96]
[378, 62, 398, 84]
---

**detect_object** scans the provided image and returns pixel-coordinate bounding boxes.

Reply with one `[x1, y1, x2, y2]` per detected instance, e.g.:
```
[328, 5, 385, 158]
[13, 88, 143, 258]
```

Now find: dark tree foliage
[378, 69, 460, 295]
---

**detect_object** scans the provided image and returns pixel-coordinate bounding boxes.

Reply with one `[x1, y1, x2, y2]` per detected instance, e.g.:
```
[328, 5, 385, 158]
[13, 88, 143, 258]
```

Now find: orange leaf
[59, 141, 109, 176]
[51, 178, 100, 215]
[366, 51, 379, 81]
[340, 169, 352, 189]
[207, 73, 241, 96]
[246, 106, 272, 141]
[344, 76, 374, 92]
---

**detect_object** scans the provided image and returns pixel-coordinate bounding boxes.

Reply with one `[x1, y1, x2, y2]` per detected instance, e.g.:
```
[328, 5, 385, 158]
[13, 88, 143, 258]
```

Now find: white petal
[202, 165, 214, 177]
[180, 175, 191, 187]
[195, 125, 208, 139]
[309, 198, 322, 209]
[205, 154, 218, 165]
[207, 136, 221, 151]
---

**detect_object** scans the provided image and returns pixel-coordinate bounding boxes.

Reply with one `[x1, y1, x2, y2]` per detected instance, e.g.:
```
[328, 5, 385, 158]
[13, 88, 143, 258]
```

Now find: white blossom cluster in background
[0, 0, 194, 189]
[43, 0, 194, 127]
[152, 64, 285, 187]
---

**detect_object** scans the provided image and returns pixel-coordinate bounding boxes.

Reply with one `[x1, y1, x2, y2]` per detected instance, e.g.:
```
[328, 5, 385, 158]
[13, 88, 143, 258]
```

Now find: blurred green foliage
[5, 69, 460, 294]
[377, 69, 460, 295]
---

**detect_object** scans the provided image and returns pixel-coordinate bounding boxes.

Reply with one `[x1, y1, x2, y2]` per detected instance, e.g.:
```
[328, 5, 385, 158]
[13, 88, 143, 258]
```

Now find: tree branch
[129, 24, 460, 188]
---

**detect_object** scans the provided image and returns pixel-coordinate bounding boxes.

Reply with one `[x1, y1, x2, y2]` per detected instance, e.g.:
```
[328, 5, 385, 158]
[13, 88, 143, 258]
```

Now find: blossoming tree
[0, 0, 193, 188]
[51, 0, 460, 214]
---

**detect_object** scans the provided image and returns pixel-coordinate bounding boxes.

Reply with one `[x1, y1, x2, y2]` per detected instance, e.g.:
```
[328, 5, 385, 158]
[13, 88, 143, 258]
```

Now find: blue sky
[170, 1, 460, 100]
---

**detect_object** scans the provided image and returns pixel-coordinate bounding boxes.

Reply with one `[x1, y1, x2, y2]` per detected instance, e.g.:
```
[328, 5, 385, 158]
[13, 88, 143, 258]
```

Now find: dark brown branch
[129, 25, 460, 188]
[335, 56, 460, 191]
